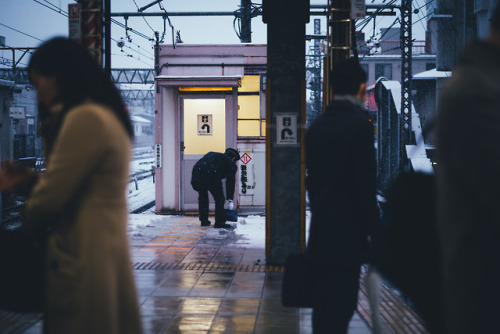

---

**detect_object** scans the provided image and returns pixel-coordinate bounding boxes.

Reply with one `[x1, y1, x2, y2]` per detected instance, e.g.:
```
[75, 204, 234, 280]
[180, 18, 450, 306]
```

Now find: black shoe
[201, 220, 211, 227]
[214, 223, 234, 229]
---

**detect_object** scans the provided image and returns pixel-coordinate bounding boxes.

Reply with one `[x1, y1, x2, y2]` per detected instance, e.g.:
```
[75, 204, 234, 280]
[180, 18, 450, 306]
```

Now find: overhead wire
[132, 0, 156, 34]
[0, 23, 44, 42]
[352, 0, 436, 58]
[30, 0, 155, 63]
[32, 0, 68, 16]
[111, 37, 153, 61]
[413, 0, 431, 32]
[112, 52, 152, 67]
[158, 2, 177, 47]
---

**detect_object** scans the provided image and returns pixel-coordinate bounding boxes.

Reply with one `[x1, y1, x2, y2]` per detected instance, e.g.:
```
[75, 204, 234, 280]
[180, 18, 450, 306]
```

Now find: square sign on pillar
[197, 114, 213, 136]
[276, 114, 298, 145]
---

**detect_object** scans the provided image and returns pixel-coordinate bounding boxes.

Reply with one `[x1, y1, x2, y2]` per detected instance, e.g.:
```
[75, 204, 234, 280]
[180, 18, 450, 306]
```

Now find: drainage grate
[132, 261, 284, 272]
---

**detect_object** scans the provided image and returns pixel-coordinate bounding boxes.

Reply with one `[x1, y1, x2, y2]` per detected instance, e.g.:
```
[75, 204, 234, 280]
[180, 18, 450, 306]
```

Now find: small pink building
[154, 44, 267, 213]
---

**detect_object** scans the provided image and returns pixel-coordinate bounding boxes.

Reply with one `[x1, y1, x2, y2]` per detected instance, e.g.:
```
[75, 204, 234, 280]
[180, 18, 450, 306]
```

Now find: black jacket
[191, 152, 237, 200]
[305, 99, 379, 267]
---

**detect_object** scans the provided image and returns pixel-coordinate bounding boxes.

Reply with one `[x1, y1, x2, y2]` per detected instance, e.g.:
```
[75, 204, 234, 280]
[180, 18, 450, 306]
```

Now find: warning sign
[240, 153, 252, 165]
[197, 114, 213, 136]
[68, 4, 81, 41]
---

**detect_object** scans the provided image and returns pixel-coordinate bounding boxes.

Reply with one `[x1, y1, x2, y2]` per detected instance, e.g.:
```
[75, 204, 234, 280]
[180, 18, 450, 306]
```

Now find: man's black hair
[225, 148, 240, 161]
[330, 58, 367, 96]
[492, 1, 500, 31]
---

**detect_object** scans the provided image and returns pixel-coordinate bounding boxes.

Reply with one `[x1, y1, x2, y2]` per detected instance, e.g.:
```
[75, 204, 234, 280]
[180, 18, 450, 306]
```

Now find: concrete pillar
[262, 0, 309, 264]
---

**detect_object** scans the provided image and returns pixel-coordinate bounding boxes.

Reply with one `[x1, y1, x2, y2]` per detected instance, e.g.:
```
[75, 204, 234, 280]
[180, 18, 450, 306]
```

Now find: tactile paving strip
[132, 261, 284, 272]
[358, 268, 429, 334]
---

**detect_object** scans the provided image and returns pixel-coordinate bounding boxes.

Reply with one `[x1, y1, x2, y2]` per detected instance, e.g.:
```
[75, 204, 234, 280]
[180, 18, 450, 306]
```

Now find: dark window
[375, 64, 392, 80]
[360, 64, 369, 82]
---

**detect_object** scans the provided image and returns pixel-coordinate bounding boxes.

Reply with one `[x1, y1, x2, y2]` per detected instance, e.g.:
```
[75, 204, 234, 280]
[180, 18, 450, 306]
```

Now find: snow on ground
[128, 209, 312, 250]
[129, 158, 155, 175]
[127, 176, 155, 212]
[221, 215, 266, 248]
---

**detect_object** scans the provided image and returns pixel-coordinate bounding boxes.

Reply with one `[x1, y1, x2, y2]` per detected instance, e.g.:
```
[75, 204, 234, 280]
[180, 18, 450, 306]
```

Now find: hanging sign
[351, 0, 366, 20]
[197, 114, 213, 136]
[68, 4, 81, 42]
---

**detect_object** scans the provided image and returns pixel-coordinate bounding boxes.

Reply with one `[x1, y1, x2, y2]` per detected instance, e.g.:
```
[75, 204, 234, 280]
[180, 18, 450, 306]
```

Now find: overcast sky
[0, 0, 428, 70]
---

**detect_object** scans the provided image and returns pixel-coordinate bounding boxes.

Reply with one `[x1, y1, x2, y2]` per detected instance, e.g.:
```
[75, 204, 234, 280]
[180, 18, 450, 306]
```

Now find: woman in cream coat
[0, 37, 142, 334]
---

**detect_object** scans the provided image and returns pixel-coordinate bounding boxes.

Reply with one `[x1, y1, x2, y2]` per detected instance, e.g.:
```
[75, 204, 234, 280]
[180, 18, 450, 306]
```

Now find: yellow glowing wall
[183, 98, 226, 154]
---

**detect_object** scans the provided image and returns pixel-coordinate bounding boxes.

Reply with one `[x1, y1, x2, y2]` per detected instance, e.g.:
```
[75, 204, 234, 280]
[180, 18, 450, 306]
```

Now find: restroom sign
[276, 114, 297, 145]
[197, 114, 213, 136]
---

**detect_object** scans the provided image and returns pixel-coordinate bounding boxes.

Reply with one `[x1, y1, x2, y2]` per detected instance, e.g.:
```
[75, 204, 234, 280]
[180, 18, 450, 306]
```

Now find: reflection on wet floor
[22, 215, 371, 334]
[130, 215, 371, 334]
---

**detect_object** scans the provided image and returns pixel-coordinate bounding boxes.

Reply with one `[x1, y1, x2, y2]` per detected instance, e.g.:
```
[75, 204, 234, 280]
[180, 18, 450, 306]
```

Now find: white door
[181, 96, 229, 211]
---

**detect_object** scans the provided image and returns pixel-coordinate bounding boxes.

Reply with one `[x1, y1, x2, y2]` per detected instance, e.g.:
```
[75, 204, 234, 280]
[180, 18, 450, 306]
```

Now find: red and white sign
[351, 0, 366, 20]
[240, 153, 252, 165]
[68, 4, 81, 41]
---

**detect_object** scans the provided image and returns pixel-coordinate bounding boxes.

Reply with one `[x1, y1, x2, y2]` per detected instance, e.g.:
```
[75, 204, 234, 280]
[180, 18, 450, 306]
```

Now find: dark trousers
[312, 266, 360, 334]
[192, 181, 226, 224]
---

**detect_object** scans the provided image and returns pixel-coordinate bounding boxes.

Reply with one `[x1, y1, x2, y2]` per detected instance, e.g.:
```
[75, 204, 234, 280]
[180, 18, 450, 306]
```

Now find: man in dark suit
[305, 58, 379, 333]
[191, 148, 240, 228]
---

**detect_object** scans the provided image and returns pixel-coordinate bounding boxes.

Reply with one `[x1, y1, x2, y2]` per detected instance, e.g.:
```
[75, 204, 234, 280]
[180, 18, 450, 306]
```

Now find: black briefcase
[281, 253, 314, 308]
[0, 225, 46, 313]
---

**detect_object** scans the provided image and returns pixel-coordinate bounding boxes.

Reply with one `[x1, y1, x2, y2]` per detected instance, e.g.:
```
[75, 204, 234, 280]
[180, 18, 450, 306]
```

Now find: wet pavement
[18, 213, 427, 333]
[129, 213, 372, 334]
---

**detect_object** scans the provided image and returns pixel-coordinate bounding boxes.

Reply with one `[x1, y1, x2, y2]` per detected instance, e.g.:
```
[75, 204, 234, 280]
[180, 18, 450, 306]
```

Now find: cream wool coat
[23, 102, 142, 334]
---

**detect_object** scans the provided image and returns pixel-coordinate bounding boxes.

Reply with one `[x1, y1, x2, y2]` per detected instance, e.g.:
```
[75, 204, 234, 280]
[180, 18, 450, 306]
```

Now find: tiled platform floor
[20, 213, 426, 333]
[130, 214, 371, 334]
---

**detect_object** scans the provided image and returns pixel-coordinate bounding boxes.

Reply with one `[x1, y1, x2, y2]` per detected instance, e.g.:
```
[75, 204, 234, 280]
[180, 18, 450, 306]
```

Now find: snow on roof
[413, 68, 452, 80]
[381, 80, 402, 114]
[130, 115, 151, 123]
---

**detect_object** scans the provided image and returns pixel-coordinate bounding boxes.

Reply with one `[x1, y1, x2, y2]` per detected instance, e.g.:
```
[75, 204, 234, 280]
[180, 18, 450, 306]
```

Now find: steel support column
[400, 0, 413, 169]
[325, 0, 351, 104]
[103, 0, 111, 75]
[263, 0, 309, 264]
[240, 0, 252, 43]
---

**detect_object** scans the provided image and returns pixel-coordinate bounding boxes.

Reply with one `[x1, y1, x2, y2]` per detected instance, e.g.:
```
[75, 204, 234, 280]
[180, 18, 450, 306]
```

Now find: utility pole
[325, 0, 351, 104]
[240, 0, 252, 43]
[78, 0, 103, 66]
[263, 0, 309, 264]
[103, 0, 111, 76]
[306, 19, 323, 124]
[400, 0, 413, 170]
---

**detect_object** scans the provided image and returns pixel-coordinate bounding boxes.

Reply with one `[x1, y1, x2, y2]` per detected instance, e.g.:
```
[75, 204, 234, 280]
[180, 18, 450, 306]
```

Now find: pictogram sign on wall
[197, 114, 213, 136]
[276, 114, 297, 145]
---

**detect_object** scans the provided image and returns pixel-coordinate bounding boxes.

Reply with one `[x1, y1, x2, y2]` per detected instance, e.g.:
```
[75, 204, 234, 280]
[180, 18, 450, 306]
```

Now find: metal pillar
[240, 0, 252, 43]
[325, 0, 351, 103]
[263, 0, 309, 264]
[306, 19, 323, 124]
[400, 0, 413, 168]
[79, 0, 103, 65]
[103, 0, 111, 75]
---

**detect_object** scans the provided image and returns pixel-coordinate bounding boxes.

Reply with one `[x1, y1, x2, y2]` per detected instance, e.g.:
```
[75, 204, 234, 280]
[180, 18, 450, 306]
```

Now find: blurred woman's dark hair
[28, 37, 134, 148]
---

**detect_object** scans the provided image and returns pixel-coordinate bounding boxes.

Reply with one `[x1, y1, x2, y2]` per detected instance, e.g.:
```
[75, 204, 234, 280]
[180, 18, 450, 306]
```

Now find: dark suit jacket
[191, 152, 237, 200]
[305, 99, 379, 267]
